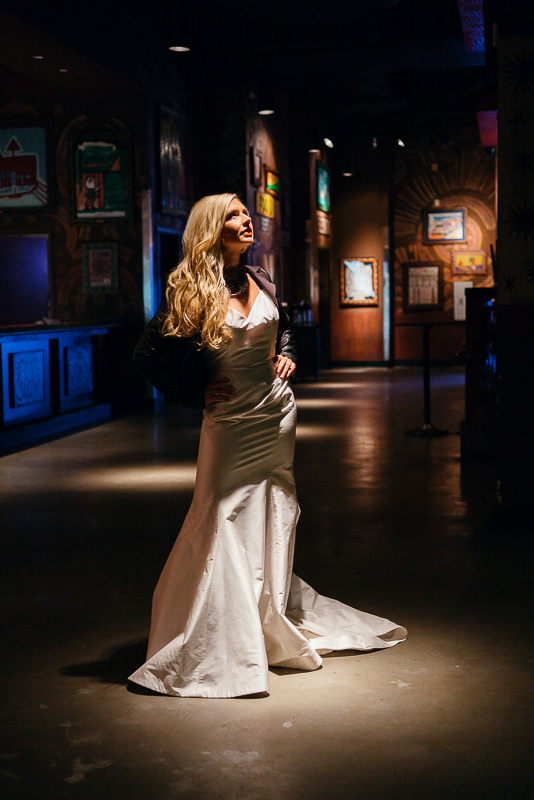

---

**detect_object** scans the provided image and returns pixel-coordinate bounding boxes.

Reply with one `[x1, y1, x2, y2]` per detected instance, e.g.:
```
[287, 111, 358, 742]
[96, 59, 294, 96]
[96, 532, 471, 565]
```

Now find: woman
[129, 193, 406, 698]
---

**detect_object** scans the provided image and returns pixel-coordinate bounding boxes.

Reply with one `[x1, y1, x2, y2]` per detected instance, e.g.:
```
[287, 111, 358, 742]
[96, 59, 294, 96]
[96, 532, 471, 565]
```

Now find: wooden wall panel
[330, 146, 388, 363]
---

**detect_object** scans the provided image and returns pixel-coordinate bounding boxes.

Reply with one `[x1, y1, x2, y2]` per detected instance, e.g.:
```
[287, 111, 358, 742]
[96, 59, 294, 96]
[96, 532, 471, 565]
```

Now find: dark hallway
[2, 367, 532, 799]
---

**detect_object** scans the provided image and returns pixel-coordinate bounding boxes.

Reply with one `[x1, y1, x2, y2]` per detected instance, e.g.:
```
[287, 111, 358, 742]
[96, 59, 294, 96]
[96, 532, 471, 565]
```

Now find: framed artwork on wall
[403, 262, 443, 311]
[0, 126, 49, 210]
[317, 161, 331, 213]
[255, 191, 275, 219]
[71, 134, 132, 222]
[82, 243, 118, 293]
[264, 166, 280, 196]
[452, 250, 486, 275]
[158, 106, 192, 215]
[423, 208, 467, 244]
[249, 148, 262, 186]
[340, 257, 378, 307]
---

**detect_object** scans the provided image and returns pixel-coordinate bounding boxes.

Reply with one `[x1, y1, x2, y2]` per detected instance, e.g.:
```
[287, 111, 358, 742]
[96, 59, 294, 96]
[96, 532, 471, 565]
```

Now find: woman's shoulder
[246, 266, 277, 302]
[245, 264, 273, 283]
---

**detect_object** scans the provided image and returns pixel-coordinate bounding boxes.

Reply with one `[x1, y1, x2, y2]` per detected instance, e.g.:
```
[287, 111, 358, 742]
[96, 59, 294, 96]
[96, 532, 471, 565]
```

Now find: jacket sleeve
[276, 296, 297, 365]
[133, 304, 208, 408]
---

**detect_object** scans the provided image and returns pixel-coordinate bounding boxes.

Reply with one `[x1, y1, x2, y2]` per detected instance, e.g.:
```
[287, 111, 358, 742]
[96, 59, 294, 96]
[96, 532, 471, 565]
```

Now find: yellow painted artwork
[452, 251, 486, 275]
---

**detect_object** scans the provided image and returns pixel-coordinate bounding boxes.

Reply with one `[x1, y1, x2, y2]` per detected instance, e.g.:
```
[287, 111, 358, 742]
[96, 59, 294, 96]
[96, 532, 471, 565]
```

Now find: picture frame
[158, 105, 192, 215]
[423, 208, 467, 244]
[264, 165, 280, 197]
[82, 243, 118, 293]
[317, 161, 331, 213]
[340, 257, 378, 307]
[0, 125, 49, 211]
[452, 250, 486, 275]
[70, 133, 132, 222]
[403, 262, 443, 311]
[249, 148, 262, 187]
[255, 191, 275, 219]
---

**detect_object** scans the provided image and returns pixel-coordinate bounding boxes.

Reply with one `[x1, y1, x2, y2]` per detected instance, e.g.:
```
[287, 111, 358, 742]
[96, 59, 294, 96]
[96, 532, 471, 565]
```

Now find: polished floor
[1, 367, 532, 800]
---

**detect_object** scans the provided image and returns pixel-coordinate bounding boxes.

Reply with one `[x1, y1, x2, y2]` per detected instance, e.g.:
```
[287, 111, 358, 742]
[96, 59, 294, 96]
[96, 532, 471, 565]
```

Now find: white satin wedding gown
[129, 289, 406, 698]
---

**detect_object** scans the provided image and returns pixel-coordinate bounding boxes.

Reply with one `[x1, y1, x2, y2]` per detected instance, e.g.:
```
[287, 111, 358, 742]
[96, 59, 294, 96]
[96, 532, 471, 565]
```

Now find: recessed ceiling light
[342, 172, 353, 177]
[33, 55, 43, 60]
[169, 45, 190, 52]
[59, 68, 68, 73]
[324, 137, 334, 149]
[258, 108, 274, 116]
[397, 138, 405, 147]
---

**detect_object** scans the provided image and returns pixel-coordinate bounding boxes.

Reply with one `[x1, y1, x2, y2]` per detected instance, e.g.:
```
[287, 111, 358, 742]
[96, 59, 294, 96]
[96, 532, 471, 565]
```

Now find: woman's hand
[274, 355, 296, 380]
[205, 376, 235, 406]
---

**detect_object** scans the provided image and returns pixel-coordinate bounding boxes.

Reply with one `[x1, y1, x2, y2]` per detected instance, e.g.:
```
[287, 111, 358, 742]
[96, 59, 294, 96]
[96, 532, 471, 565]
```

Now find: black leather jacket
[133, 266, 297, 408]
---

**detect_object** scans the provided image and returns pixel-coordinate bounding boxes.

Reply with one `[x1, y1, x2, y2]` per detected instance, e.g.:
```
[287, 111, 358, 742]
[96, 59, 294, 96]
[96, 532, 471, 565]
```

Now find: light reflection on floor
[68, 464, 198, 491]
[295, 398, 349, 409]
[295, 423, 343, 440]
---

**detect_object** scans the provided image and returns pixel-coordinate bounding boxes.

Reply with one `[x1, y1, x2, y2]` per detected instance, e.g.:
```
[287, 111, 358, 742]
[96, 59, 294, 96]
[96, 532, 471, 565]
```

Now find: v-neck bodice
[227, 285, 262, 321]
[203, 289, 288, 419]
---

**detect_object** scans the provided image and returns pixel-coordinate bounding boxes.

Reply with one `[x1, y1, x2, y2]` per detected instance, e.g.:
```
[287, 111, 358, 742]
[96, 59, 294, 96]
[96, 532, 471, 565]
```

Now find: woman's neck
[223, 259, 243, 280]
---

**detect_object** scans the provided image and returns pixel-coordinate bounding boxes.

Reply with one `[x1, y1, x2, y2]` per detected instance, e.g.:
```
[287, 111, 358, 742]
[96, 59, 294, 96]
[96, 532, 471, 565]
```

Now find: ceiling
[1, 1, 487, 138]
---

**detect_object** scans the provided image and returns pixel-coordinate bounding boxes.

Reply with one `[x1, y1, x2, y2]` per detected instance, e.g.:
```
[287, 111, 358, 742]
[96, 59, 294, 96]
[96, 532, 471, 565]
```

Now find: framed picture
[340, 258, 378, 307]
[317, 161, 331, 213]
[452, 250, 486, 275]
[317, 212, 331, 237]
[249, 148, 262, 186]
[71, 134, 132, 222]
[158, 106, 192, 215]
[82, 243, 118, 293]
[423, 208, 466, 244]
[0, 126, 49, 210]
[255, 191, 275, 219]
[264, 166, 280, 196]
[403, 262, 443, 311]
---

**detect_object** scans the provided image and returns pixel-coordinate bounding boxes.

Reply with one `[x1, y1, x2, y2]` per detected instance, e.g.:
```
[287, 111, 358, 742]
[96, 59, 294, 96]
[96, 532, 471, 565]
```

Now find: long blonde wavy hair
[162, 193, 238, 350]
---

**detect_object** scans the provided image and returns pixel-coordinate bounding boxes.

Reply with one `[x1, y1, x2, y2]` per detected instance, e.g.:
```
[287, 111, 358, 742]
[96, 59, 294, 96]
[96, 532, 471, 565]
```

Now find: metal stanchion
[406, 323, 450, 437]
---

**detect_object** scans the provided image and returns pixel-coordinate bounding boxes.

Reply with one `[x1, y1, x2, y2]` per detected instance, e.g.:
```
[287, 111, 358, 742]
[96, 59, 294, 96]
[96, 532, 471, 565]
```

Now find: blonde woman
[130, 194, 406, 698]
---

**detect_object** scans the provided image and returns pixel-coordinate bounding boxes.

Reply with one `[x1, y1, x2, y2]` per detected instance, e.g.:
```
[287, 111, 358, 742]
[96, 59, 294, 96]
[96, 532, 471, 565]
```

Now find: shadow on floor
[60, 639, 148, 686]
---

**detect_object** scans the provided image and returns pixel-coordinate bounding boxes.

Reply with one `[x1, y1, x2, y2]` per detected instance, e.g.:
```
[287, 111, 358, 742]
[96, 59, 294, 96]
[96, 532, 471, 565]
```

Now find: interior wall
[245, 99, 291, 298]
[330, 141, 389, 363]
[0, 86, 148, 325]
[392, 118, 496, 361]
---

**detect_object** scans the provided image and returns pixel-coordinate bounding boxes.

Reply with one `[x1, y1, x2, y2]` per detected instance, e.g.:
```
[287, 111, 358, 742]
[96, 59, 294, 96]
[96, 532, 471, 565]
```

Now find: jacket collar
[245, 265, 277, 306]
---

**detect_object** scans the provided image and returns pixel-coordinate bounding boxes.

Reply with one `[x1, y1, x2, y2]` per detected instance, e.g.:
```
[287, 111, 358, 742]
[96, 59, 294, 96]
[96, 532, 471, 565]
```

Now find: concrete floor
[1, 367, 532, 800]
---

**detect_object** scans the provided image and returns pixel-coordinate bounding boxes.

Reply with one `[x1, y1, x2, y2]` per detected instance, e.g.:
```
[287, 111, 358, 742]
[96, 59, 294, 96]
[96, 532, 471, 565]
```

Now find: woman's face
[220, 198, 253, 263]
